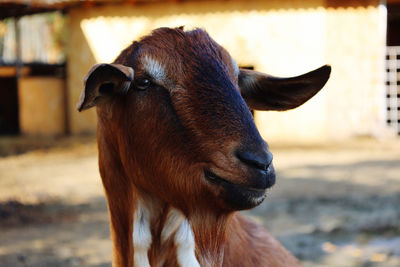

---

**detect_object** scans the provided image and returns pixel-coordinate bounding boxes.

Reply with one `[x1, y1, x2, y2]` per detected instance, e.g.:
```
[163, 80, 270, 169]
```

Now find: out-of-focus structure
[0, 0, 399, 143]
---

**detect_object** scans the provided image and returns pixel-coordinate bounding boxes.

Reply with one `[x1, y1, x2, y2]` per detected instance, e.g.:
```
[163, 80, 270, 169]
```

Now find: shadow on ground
[0, 140, 399, 267]
[0, 197, 111, 267]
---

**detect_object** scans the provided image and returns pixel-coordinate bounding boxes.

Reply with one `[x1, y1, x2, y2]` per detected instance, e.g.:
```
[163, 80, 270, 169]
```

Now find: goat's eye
[136, 78, 151, 90]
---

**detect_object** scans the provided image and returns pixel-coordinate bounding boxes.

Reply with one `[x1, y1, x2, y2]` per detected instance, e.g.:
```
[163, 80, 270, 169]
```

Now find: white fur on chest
[174, 218, 200, 267]
[133, 201, 152, 267]
[133, 201, 200, 267]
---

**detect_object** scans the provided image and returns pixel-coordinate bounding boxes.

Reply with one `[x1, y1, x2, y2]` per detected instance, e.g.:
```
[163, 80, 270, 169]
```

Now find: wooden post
[14, 17, 22, 134]
[14, 17, 22, 79]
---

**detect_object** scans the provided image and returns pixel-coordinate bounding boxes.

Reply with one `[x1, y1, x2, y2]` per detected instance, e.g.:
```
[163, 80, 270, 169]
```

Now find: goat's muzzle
[204, 150, 275, 210]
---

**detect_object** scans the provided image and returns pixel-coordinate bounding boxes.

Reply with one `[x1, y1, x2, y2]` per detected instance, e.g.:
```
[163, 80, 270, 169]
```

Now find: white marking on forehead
[133, 201, 152, 267]
[231, 57, 240, 77]
[143, 55, 166, 82]
[175, 219, 200, 267]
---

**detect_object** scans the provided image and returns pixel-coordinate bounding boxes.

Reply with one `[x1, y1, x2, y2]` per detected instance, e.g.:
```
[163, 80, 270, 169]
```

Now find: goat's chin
[204, 171, 269, 210]
[222, 182, 267, 210]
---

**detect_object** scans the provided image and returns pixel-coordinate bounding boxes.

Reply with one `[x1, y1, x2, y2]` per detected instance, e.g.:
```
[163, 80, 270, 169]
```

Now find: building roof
[1, 1, 73, 19]
[2, 0, 400, 20]
[0, 0, 143, 19]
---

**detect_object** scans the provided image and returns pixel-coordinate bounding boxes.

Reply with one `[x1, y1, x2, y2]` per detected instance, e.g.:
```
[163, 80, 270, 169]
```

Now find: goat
[77, 27, 330, 267]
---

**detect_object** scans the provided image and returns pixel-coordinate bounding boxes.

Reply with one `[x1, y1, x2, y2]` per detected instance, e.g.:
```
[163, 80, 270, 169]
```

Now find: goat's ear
[77, 63, 134, 111]
[238, 65, 331, 111]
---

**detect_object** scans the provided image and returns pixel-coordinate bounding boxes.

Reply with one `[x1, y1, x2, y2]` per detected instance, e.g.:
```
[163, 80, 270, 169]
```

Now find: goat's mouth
[204, 170, 269, 210]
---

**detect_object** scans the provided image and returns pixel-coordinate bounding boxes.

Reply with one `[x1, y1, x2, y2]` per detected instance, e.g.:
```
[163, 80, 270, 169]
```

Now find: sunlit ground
[0, 137, 399, 267]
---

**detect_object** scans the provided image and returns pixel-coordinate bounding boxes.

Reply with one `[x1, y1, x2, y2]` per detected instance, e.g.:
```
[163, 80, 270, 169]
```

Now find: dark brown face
[77, 27, 331, 212]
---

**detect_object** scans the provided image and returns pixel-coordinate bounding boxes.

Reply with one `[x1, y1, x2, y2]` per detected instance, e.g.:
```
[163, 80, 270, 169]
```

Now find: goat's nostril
[236, 150, 273, 171]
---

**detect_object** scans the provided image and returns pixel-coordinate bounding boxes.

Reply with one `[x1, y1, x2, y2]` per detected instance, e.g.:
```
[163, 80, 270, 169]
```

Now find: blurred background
[0, 0, 399, 266]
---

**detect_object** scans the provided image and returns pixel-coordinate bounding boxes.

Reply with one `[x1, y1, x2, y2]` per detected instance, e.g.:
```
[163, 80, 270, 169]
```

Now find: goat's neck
[134, 192, 230, 267]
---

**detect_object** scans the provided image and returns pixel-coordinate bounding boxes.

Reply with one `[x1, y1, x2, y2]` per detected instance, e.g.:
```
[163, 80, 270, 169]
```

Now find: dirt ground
[0, 137, 399, 267]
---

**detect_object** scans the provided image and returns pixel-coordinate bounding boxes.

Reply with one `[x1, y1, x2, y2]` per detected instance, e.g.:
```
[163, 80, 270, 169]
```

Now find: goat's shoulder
[223, 213, 301, 267]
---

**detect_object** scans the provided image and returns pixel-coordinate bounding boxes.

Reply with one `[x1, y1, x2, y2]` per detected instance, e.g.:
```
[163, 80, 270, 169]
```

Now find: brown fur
[78, 27, 330, 267]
